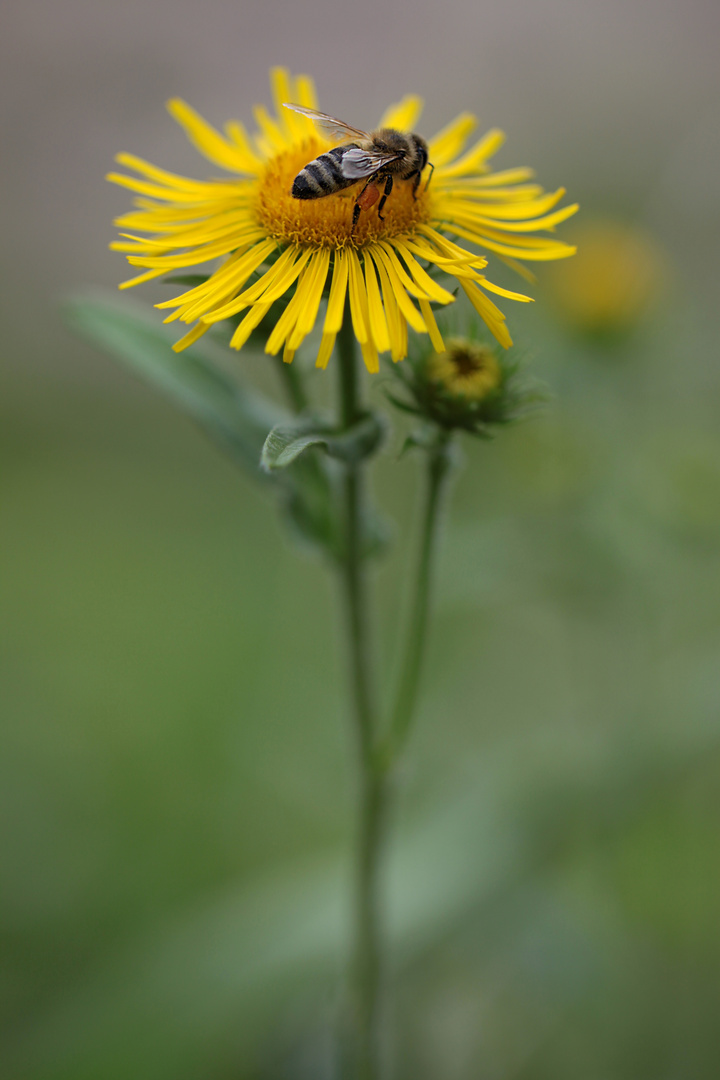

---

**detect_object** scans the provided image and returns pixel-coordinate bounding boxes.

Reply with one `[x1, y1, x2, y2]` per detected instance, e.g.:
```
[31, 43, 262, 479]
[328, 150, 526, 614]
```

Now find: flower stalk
[380, 430, 454, 772]
[336, 315, 458, 1077]
[336, 314, 387, 1078]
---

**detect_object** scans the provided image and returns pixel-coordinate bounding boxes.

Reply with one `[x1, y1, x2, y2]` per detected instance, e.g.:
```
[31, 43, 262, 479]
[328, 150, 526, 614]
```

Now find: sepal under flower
[387, 333, 546, 437]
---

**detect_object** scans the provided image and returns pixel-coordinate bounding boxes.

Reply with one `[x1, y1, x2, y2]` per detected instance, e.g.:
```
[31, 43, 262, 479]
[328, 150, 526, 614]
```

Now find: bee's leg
[376, 176, 394, 220]
[412, 162, 434, 198]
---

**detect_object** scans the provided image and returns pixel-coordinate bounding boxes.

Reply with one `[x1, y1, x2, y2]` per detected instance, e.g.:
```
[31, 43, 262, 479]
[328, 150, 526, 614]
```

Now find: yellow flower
[108, 69, 577, 372]
[428, 339, 501, 400]
[544, 218, 669, 338]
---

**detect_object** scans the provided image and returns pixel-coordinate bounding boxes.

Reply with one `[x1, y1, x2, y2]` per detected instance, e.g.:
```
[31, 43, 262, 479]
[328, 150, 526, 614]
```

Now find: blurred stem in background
[335, 314, 453, 1079]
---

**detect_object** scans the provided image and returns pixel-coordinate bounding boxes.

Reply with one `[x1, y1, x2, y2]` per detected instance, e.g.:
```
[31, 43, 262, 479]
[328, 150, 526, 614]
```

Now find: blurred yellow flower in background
[544, 218, 670, 339]
[108, 68, 577, 371]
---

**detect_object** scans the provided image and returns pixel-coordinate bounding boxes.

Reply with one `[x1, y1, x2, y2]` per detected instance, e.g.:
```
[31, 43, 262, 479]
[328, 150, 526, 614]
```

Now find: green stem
[336, 315, 386, 1080]
[337, 320, 375, 769]
[380, 429, 454, 771]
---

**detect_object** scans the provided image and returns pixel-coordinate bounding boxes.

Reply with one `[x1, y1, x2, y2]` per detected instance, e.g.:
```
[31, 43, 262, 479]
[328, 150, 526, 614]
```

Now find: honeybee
[283, 103, 432, 233]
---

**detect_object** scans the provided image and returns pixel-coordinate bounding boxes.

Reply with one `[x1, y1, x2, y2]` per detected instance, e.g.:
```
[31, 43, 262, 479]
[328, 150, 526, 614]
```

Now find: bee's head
[411, 135, 429, 171]
[375, 128, 409, 155]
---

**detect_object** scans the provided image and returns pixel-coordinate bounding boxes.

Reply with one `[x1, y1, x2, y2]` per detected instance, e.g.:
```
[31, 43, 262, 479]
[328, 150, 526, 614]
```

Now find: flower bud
[428, 339, 502, 401]
[388, 334, 544, 437]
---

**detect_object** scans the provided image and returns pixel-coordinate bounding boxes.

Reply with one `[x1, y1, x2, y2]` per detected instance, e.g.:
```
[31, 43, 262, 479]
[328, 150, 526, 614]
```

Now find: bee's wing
[340, 147, 403, 180]
[282, 104, 370, 142]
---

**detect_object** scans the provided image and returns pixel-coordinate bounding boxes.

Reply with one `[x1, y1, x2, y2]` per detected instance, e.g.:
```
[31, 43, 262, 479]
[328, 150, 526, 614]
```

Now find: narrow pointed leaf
[64, 292, 285, 476]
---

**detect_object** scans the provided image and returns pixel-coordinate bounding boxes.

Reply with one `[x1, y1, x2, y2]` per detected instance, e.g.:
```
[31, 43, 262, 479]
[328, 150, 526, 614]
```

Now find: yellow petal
[438, 128, 505, 178]
[378, 94, 423, 132]
[171, 321, 212, 352]
[475, 276, 533, 302]
[187, 240, 282, 323]
[107, 171, 226, 202]
[166, 99, 253, 173]
[391, 240, 455, 304]
[427, 113, 477, 166]
[221, 246, 311, 314]
[266, 257, 325, 354]
[446, 222, 578, 261]
[118, 267, 166, 290]
[223, 121, 263, 172]
[316, 331, 336, 369]
[360, 337, 380, 374]
[294, 74, 319, 110]
[271, 68, 295, 130]
[324, 251, 350, 334]
[347, 248, 370, 344]
[372, 247, 427, 334]
[447, 189, 566, 220]
[114, 154, 210, 191]
[376, 242, 431, 301]
[288, 248, 330, 346]
[373, 255, 405, 361]
[230, 301, 273, 350]
[448, 202, 579, 233]
[363, 252, 391, 354]
[252, 105, 288, 154]
[125, 233, 249, 269]
[155, 244, 261, 310]
[459, 280, 512, 349]
[418, 298, 445, 353]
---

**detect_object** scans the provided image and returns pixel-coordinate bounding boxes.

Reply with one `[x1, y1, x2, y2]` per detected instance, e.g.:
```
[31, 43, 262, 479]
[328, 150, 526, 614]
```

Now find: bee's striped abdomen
[291, 144, 359, 200]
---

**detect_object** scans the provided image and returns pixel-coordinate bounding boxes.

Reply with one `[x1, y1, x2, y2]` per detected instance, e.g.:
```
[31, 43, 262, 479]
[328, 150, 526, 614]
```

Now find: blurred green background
[3, 2, 720, 1077]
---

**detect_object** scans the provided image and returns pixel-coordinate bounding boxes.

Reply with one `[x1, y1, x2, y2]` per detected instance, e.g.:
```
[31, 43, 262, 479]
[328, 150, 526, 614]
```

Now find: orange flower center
[253, 137, 433, 249]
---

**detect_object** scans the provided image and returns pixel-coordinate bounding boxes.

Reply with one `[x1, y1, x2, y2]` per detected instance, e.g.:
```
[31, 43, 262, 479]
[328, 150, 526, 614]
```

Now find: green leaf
[398, 427, 437, 457]
[384, 391, 422, 417]
[64, 292, 285, 477]
[63, 293, 386, 564]
[261, 412, 385, 472]
[262, 422, 334, 470]
[260, 414, 389, 559]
